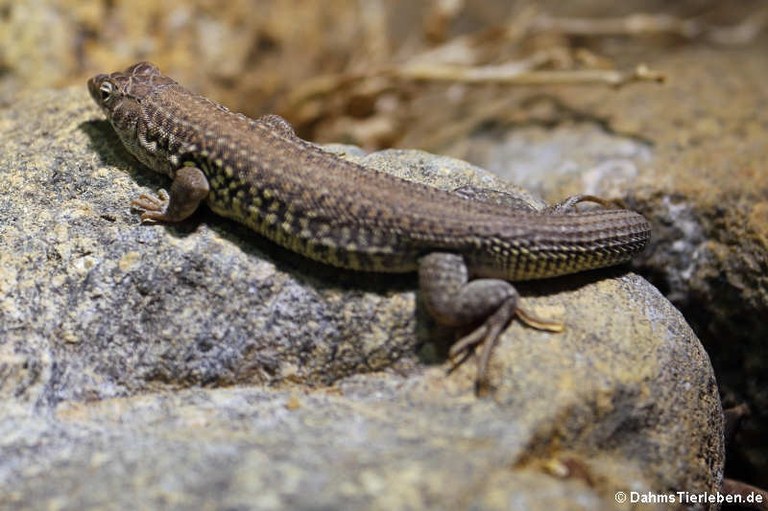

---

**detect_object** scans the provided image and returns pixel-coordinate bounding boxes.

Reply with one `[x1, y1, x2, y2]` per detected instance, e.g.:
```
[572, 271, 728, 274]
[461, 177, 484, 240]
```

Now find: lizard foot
[131, 189, 170, 222]
[449, 303, 564, 396]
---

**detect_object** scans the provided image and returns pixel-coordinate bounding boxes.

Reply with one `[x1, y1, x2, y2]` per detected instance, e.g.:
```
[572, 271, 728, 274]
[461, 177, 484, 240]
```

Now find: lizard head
[88, 62, 182, 175]
[88, 62, 175, 126]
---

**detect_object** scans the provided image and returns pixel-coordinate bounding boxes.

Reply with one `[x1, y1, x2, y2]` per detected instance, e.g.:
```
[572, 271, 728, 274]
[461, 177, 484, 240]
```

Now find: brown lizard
[88, 62, 651, 393]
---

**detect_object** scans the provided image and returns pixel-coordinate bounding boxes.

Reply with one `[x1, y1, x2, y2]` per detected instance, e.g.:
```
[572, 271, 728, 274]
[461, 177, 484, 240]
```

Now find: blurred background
[2, 0, 767, 496]
[0, 0, 761, 152]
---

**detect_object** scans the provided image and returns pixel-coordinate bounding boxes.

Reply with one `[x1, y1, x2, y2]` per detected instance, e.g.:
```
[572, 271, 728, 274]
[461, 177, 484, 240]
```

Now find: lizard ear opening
[127, 62, 161, 77]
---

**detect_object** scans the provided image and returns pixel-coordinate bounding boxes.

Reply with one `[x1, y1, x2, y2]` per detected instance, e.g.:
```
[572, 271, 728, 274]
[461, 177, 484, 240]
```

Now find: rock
[455, 41, 768, 484]
[0, 88, 722, 509]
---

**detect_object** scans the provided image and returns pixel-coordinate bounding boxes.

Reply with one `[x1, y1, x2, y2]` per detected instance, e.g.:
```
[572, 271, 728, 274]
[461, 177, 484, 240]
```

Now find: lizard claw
[131, 189, 169, 210]
[131, 189, 170, 222]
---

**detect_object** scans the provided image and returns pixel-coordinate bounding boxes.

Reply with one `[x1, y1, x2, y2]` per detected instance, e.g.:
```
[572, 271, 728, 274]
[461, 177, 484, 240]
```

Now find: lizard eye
[99, 81, 114, 102]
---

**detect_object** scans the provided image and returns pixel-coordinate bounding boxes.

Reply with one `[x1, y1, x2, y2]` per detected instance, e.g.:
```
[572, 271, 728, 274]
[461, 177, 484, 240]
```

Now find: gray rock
[0, 89, 723, 510]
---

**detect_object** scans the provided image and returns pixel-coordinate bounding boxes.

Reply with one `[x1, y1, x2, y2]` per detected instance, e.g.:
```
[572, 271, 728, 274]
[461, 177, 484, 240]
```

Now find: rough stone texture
[452, 37, 768, 485]
[0, 88, 723, 509]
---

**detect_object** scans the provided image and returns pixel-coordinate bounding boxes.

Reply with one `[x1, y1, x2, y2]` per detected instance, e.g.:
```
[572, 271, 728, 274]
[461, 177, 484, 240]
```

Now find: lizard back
[89, 62, 650, 279]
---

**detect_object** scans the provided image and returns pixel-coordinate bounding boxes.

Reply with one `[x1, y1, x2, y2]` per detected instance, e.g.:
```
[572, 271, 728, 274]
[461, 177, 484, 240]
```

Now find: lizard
[88, 62, 651, 394]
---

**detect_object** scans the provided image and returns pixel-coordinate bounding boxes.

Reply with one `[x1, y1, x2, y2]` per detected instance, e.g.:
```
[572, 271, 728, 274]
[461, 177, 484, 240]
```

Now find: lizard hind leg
[450, 300, 564, 396]
[419, 252, 564, 396]
[546, 194, 625, 213]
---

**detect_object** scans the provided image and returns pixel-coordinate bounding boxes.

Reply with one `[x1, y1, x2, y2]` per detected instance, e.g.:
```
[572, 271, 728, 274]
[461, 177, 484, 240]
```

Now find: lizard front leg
[419, 252, 563, 396]
[131, 166, 210, 222]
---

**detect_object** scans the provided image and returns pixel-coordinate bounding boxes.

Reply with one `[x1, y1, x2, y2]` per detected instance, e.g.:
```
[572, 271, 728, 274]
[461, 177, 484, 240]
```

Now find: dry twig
[532, 11, 767, 45]
[396, 62, 665, 88]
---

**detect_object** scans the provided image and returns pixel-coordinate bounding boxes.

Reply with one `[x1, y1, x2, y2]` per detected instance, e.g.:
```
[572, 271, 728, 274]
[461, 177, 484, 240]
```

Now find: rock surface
[452, 37, 768, 484]
[0, 88, 723, 509]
